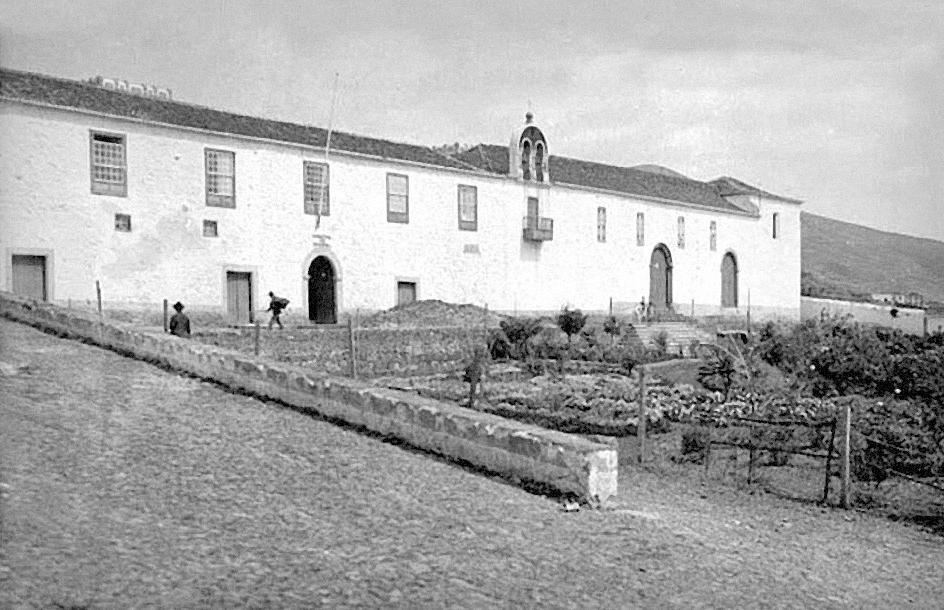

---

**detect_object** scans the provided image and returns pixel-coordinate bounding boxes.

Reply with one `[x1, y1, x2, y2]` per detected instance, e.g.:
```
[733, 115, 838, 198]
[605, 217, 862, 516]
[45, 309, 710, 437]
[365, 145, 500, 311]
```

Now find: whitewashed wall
[0, 101, 801, 321]
[801, 297, 926, 335]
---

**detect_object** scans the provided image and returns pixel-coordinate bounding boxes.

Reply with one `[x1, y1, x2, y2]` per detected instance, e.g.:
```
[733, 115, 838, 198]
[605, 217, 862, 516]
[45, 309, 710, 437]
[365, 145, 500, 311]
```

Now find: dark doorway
[308, 256, 336, 324]
[226, 271, 252, 324]
[649, 244, 673, 310]
[721, 252, 738, 307]
[11, 255, 47, 300]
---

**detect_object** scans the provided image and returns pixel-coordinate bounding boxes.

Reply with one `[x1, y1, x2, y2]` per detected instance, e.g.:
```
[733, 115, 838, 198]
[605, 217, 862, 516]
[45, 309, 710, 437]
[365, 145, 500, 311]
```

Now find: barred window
[114, 213, 131, 232]
[90, 132, 127, 196]
[597, 207, 606, 242]
[457, 185, 477, 231]
[205, 149, 235, 208]
[387, 173, 409, 223]
[710, 221, 717, 251]
[304, 161, 330, 216]
[636, 212, 645, 246]
[203, 220, 218, 237]
[677, 216, 686, 249]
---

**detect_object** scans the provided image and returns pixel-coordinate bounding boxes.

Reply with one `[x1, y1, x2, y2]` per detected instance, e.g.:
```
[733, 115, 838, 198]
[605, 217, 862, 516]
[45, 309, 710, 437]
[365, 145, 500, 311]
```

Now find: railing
[522, 215, 553, 241]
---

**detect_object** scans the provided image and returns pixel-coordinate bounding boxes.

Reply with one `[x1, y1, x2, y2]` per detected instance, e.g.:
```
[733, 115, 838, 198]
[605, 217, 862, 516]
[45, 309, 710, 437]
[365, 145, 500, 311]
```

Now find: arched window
[534, 143, 545, 182]
[521, 140, 532, 181]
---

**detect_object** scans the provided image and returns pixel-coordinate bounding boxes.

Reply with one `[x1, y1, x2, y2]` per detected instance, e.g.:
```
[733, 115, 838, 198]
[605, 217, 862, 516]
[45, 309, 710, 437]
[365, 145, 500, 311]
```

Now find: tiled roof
[455, 145, 746, 213]
[709, 176, 802, 204]
[0, 68, 475, 171]
[1, 69, 798, 210]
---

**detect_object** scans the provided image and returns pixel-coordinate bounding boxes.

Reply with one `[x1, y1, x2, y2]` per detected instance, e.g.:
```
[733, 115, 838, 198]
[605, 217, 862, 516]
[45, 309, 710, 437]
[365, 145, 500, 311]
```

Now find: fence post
[163, 299, 169, 333]
[609, 297, 613, 317]
[348, 313, 358, 379]
[823, 415, 838, 504]
[637, 366, 647, 464]
[840, 401, 852, 508]
[95, 280, 103, 320]
[253, 320, 261, 356]
[691, 299, 695, 317]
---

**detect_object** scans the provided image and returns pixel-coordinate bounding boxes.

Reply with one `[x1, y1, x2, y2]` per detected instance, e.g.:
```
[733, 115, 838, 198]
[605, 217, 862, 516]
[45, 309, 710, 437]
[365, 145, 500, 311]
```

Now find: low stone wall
[0, 292, 617, 504]
[801, 296, 925, 335]
[194, 325, 483, 378]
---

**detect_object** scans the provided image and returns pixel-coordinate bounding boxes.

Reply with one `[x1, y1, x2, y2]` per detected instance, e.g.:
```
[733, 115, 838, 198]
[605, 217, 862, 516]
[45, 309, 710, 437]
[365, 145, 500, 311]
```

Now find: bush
[557, 307, 588, 340]
[603, 315, 622, 336]
[680, 426, 711, 461]
[493, 317, 544, 359]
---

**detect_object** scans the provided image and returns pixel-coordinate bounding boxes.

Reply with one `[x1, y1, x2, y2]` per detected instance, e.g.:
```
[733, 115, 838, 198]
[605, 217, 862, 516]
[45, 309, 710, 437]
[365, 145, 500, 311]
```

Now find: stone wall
[193, 325, 485, 378]
[801, 296, 926, 335]
[0, 291, 617, 503]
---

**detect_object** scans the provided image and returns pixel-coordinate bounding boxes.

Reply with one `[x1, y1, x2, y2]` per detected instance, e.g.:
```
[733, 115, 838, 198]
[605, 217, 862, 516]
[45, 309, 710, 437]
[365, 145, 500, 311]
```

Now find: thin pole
[840, 401, 852, 508]
[608, 297, 613, 317]
[637, 366, 647, 464]
[163, 299, 169, 333]
[348, 313, 358, 379]
[746, 289, 752, 333]
[823, 415, 838, 504]
[253, 319, 261, 356]
[95, 280, 103, 320]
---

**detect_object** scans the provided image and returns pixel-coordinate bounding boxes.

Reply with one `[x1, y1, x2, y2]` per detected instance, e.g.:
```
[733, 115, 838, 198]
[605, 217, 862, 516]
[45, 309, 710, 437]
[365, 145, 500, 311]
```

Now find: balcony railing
[522, 215, 553, 241]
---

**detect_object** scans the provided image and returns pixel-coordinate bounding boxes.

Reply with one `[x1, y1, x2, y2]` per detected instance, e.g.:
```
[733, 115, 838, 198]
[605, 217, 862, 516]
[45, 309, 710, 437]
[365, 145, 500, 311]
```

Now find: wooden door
[649, 246, 672, 310]
[308, 256, 336, 324]
[226, 271, 252, 324]
[397, 281, 416, 307]
[12, 255, 47, 300]
[721, 253, 738, 307]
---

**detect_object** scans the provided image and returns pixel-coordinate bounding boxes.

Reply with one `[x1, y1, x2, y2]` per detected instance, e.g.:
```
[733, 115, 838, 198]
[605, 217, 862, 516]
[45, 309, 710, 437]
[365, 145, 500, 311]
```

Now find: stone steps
[629, 322, 715, 356]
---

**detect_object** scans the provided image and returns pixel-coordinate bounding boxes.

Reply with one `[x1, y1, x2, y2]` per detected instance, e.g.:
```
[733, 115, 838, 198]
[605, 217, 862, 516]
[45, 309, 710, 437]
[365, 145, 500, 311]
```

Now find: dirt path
[2, 319, 942, 608]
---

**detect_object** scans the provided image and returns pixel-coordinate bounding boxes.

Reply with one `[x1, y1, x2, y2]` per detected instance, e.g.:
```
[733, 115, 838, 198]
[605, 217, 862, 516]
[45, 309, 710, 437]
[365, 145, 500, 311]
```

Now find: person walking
[267, 291, 289, 330]
[169, 301, 191, 337]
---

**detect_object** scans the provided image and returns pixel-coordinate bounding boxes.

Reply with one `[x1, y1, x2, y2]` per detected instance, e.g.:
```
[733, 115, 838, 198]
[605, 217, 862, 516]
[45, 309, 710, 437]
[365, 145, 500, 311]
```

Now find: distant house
[871, 292, 925, 309]
[1, 68, 803, 324]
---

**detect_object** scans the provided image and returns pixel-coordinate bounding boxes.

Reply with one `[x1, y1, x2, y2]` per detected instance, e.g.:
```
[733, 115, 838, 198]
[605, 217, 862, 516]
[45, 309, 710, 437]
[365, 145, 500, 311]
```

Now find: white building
[0, 68, 802, 324]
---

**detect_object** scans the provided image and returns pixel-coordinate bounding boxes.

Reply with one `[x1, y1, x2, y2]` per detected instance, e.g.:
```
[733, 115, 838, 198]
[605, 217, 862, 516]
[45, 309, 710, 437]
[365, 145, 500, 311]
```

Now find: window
[597, 207, 606, 242]
[457, 185, 477, 231]
[397, 281, 417, 306]
[521, 140, 532, 181]
[535, 143, 545, 182]
[636, 212, 645, 246]
[90, 131, 127, 196]
[709, 221, 717, 251]
[304, 161, 330, 216]
[386, 173, 409, 223]
[114, 213, 131, 232]
[772, 213, 780, 239]
[205, 149, 235, 208]
[203, 220, 218, 237]
[677, 216, 686, 249]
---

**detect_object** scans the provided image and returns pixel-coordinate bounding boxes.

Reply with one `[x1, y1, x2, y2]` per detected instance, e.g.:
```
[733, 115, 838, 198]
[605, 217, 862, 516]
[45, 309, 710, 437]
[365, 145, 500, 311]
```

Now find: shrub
[557, 307, 588, 340]
[680, 426, 711, 461]
[494, 317, 543, 359]
[603, 315, 621, 336]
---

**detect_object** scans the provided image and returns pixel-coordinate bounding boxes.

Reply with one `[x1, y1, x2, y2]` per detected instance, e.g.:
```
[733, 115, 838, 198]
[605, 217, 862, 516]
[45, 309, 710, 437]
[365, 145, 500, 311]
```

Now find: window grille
[304, 162, 330, 216]
[90, 132, 127, 196]
[205, 149, 235, 207]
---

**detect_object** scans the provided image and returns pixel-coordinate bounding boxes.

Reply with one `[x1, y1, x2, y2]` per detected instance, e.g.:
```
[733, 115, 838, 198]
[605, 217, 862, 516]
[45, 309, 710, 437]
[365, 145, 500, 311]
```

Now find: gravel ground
[2, 319, 944, 608]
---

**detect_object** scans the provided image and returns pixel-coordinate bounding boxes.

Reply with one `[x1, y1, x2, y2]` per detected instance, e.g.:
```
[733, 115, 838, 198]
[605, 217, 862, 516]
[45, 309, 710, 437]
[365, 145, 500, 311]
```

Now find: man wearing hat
[169, 301, 191, 337]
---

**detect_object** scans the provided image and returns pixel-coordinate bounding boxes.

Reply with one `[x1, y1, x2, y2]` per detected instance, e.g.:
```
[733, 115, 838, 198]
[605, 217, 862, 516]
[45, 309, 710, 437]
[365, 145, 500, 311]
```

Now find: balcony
[522, 215, 553, 241]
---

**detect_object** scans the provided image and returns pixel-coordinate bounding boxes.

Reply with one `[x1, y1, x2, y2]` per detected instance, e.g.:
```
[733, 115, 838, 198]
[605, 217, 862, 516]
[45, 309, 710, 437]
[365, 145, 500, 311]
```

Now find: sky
[2, 0, 942, 241]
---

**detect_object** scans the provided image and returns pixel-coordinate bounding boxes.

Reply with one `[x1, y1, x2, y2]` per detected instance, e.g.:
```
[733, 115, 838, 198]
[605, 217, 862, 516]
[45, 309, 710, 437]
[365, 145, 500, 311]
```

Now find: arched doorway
[308, 256, 337, 324]
[721, 252, 738, 308]
[649, 244, 673, 311]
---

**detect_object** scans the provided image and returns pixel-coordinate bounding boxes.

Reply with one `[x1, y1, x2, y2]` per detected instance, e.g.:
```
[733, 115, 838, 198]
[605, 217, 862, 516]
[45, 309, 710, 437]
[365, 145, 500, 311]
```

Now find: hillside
[801, 212, 944, 304]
